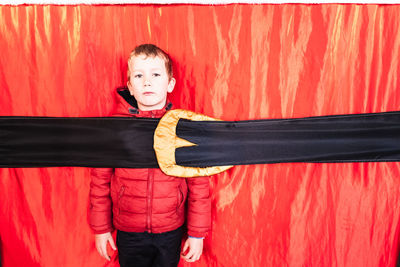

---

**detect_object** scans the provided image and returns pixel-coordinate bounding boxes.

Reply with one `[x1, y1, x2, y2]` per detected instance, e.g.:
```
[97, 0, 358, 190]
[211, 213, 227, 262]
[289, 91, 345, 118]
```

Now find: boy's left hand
[181, 237, 204, 262]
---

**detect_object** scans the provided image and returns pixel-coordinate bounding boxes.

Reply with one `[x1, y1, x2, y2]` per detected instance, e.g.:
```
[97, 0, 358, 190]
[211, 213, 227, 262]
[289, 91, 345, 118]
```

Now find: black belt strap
[176, 111, 400, 167]
[0, 116, 159, 168]
[1, 111, 400, 170]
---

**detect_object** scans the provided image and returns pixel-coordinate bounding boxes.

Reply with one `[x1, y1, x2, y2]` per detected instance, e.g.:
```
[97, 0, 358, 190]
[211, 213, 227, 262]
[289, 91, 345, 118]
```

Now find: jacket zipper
[118, 185, 125, 215]
[147, 169, 154, 232]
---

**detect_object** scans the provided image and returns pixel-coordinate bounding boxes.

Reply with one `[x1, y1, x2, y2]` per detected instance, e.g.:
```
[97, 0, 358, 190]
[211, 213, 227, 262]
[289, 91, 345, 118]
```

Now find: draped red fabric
[0, 4, 400, 267]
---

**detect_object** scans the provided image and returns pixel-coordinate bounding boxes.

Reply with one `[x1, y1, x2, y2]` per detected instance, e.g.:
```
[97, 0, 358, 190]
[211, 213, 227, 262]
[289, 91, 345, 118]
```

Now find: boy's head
[127, 44, 175, 111]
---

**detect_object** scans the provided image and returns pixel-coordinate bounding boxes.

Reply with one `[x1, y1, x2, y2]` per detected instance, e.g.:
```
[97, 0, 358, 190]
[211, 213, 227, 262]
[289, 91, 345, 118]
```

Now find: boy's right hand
[95, 232, 117, 261]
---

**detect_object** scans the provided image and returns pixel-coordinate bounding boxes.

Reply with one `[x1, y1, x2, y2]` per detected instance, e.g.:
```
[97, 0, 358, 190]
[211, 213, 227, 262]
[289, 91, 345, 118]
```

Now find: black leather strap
[1, 111, 400, 169]
[176, 111, 400, 167]
[0, 116, 159, 168]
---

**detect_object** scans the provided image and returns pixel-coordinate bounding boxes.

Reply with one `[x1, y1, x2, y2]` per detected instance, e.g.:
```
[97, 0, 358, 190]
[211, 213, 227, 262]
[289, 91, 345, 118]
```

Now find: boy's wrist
[188, 235, 204, 239]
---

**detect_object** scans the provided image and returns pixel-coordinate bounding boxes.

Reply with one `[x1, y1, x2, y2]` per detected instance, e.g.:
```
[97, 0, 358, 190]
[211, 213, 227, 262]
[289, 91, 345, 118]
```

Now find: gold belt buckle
[154, 109, 233, 177]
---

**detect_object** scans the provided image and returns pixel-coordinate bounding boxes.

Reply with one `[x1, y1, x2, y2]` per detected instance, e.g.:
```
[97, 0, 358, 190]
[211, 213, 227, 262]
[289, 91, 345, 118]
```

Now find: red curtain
[0, 4, 400, 267]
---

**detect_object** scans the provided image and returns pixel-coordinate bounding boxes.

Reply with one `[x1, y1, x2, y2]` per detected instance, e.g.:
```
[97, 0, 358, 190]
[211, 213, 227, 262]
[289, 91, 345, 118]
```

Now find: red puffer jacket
[89, 88, 211, 237]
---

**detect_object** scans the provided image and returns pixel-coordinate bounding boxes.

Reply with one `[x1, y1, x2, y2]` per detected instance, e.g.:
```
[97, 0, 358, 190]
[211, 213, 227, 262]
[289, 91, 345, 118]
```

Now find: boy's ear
[167, 78, 176, 93]
[127, 80, 134, 95]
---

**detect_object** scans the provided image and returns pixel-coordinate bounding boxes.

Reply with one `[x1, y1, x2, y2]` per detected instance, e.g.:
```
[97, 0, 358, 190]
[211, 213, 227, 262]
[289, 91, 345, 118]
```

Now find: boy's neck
[137, 101, 169, 112]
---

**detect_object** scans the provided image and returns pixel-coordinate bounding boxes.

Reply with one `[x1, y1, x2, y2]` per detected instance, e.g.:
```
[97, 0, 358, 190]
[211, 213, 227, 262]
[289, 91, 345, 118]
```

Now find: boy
[89, 44, 211, 267]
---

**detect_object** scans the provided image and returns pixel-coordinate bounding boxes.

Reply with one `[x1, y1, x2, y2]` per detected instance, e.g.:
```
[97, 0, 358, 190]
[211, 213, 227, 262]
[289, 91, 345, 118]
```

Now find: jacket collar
[115, 87, 172, 118]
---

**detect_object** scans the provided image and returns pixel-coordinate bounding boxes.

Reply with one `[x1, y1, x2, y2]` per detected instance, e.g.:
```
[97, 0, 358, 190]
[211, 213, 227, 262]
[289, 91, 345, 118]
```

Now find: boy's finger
[193, 252, 200, 260]
[183, 249, 195, 261]
[97, 245, 106, 260]
[95, 244, 102, 256]
[108, 237, 117, 250]
[185, 256, 197, 263]
[181, 252, 190, 260]
[101, 246, 110, 261]
[98, 250, 105, 260]
[194, 251, 202, 260]
[190, 254, 199, 262]
[182, 240, 189, 254]
[183, 256, 195, 262]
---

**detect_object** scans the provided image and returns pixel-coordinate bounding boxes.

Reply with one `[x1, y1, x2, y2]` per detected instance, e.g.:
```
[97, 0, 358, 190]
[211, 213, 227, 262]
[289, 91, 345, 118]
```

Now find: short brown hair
[127, 44, 173, 81]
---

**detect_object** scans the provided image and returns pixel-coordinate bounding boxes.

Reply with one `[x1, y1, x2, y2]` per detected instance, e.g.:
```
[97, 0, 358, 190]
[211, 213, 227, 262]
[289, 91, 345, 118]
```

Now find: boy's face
[127, 55, 175, 111]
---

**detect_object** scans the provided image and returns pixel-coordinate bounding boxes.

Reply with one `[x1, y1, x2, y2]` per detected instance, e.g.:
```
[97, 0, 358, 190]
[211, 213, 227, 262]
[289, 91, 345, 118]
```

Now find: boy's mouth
[143, 92, 155, 95]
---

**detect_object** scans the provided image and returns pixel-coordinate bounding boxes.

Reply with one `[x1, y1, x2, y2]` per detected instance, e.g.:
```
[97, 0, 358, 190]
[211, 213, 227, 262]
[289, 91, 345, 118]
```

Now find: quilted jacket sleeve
[186, 176, 211, 238]
[89, 167, 114, 234]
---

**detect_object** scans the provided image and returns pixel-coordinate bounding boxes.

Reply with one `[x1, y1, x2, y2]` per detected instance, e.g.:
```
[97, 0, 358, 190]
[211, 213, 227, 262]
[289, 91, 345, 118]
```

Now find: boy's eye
[153, 73, 161, 77]
[134, 74, 143, 78]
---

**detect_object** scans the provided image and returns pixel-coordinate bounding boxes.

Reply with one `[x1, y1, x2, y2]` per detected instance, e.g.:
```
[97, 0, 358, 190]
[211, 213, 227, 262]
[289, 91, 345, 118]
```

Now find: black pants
[116, 226, 183, 267]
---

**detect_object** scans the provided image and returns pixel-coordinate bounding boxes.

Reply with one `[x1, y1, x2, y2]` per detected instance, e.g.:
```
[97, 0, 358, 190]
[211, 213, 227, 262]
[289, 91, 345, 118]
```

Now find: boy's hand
[95, 232, 117, 261]
[181, 237, 204, 262]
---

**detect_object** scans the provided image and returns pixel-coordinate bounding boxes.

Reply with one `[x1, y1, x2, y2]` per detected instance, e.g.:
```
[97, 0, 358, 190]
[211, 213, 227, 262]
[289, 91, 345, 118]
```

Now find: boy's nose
[144, 77, 151, 86]
[144, 79, 151, 86]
